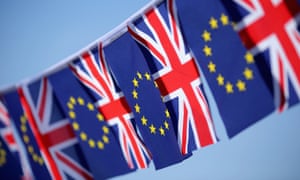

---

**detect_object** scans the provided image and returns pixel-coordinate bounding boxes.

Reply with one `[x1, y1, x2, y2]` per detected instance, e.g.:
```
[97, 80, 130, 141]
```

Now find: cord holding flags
[0, 0, 299, 179]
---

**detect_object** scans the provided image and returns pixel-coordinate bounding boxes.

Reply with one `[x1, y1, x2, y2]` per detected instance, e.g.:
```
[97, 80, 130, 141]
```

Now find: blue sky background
[0, 1, 299, 179]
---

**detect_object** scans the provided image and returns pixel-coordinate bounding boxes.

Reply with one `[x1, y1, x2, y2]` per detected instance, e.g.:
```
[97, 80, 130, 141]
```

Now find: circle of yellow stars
[132, 71, 170, 136]
[19, 114, 44, 165]
[201, 13, 255, 94]
[67, 96, 110, 150]
[0, 141, 7, 167]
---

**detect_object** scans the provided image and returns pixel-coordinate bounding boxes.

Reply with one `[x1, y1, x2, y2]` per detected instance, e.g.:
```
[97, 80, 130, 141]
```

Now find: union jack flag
[18, 77, 93, 180]
[231, 0, 300, 112]
[0, 100, 17, 151]
[0, 99, 33, 179]
[70, 43, 150, 169]
[128, 0, 217, 154]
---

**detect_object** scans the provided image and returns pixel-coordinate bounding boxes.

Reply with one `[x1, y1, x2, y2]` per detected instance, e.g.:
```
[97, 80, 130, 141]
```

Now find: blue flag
[175, 0, 275, 137]
[3, 89, 52, 179]
[128, 0, 218, 155]
[221, 0, 300, 112]
[104, 31, 185, 169]
[49, 67, 134, 179]
[0, 135, 23, 179]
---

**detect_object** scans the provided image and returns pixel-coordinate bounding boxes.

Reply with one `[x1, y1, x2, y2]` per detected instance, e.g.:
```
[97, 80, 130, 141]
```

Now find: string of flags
[0, 0, 299, 179]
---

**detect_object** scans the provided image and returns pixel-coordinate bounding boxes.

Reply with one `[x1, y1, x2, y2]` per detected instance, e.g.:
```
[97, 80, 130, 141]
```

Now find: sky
[0, 1, 300, 179]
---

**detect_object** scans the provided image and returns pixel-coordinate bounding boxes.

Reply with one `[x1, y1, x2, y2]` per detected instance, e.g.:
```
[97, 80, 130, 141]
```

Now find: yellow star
[0, 152, 5, 165]
[208, 61, 216, 73]
[244, 68, 254, 80]
[132, 78, 139, 87]
[20, 115, 27, 124]
[1, 149, 6, 156]
[77, 97, 85, 105]
[144, 72, 151, 80]
[236, 80, 246, 92]
[134, 103, 141, 113]
[165, 109, 170, 118]
[0, 156, 5, 165]
[137, 72, 143, 80]
[203, 45, 212, 56]
[80, 132, 87, 141]
[132, 89, 138, 99]
[220, 14, 229, 25]
[159, 127, 165, 136]
[67, 102, 74, 110]
[245, 52, 254, 64]
[149, 124, 156, 134]
[27, 145, 33, 153]
[87, 103, 94, 111]
[225, 82, 234, 93]
[72, 122, 80, 131]
[88, 139, 95, 148]
[97, 141, 104, 150]
[69, 96, 76, 105]
[102, 135, 109, 144]
[69, 111, 76, 119]
[23, 135, 29, 143]
[202, 30, 211, 42]
[38, 157, 44, 165]
[141, 116, 148, 125]
[32, 154, 38, 162]
[209, 17, 218, 29]
[216, 74, 224, 86]
[164, 121, 169, 130]
[97, 113, 104, 121]
[21, 125, 27, 132]
[102, 126, 109, 134]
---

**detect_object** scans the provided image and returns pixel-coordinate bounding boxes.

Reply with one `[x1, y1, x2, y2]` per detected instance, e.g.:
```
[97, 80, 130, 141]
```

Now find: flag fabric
[0, 99, 17, 157]
[49, 67, 135, 179]
[222, 0, 300, 112]
[17, 77, 93, 180]
[0, 100, 17, 152]
[0, 99, 33, 179]
[3, 89, 52, 179]
[128, 0, 218, 154]
[175, 0, 275, 137]
[104, 31, 185, 169]
[0, 135, 23, 179]
[70, 43, 151, 170]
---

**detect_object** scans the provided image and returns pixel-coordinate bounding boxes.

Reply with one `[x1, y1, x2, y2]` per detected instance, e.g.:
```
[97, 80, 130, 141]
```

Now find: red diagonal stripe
[38, 78, 48, 122]
[98, 97, 147, 168]
[18, 87, 62, 180]
[56, 151, 93, 180]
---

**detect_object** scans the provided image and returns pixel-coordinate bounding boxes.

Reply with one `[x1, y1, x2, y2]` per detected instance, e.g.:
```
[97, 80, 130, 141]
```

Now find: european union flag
[3, 89, 52, 179]
[222, 0, 300, 112]
[49, 67, 134, 179]
[175, 0, 275, 137]
[104, 31, 185, 169]
[0, 135, 23, 179]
